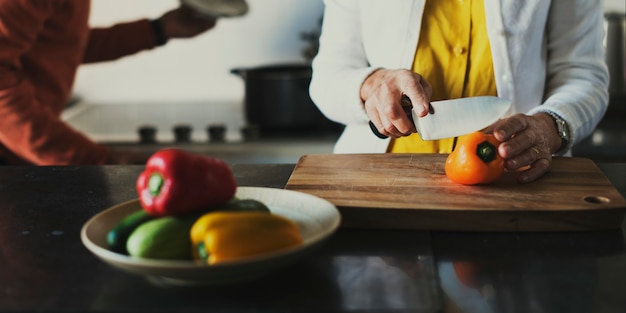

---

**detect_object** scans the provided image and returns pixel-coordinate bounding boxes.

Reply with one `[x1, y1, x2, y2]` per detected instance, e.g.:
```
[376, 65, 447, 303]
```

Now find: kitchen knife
[369, 96, 511, 140]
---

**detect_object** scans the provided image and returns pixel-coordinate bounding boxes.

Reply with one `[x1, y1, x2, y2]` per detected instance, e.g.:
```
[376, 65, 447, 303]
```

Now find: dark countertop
[0, 163, 624, 313]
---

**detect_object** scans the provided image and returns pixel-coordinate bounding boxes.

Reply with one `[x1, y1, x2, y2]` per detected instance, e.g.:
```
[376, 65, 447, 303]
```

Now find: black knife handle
[369, 121, 389, 139]
[369, 96, 415, 139]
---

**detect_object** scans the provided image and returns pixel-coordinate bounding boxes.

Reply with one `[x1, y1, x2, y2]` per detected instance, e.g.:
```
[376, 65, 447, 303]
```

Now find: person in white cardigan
[309, 0, 609, 183]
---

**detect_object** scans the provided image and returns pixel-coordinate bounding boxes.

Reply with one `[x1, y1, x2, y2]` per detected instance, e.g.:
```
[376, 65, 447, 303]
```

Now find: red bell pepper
[136, 148, 237, 216]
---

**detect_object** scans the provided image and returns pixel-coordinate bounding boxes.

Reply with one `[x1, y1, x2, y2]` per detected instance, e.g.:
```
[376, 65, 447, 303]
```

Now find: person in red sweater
[0, 0, 217, 165]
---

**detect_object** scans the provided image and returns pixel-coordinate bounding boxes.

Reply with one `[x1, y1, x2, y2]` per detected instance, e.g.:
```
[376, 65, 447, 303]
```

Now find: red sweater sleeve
[83, 19, 159, 63]
[0, 84, 110, 165]
[0, 0, 109, 165]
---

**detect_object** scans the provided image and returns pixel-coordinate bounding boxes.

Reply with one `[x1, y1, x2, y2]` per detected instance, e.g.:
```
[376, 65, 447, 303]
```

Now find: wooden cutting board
[285, 154, 626, 231]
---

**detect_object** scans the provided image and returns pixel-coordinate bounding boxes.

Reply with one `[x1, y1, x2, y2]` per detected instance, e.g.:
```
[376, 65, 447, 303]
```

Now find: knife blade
[369, 96, 511, 140]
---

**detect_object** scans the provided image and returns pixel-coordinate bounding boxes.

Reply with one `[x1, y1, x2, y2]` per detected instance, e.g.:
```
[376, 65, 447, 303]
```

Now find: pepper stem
[148, 172, 164, 197]
[196, 242, 209, 263]
[476, 141, 497, 163]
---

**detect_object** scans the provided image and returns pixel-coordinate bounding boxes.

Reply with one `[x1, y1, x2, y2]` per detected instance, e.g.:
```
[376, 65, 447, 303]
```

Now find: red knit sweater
[0, 0, 159, 165]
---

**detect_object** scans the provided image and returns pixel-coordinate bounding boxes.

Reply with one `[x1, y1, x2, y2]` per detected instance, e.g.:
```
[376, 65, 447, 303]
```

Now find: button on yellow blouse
[388, 0, 497, 154]
[453, 45, 467, 55]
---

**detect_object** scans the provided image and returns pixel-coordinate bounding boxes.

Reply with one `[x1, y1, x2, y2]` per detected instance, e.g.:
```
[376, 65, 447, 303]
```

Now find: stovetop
[62, 100, 247, 143]
[62, 101, 342, 164]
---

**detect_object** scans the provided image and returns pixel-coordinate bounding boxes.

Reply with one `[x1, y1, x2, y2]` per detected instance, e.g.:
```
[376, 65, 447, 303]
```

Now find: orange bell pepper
[445, 132, 504, 185]
[190, 211, 303, 264]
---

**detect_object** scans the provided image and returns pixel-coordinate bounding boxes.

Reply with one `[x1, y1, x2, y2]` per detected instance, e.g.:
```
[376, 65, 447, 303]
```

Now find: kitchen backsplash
[69, 0, 325, 135]
[605, 0, 625, 13]
[73, 0, 324, 104]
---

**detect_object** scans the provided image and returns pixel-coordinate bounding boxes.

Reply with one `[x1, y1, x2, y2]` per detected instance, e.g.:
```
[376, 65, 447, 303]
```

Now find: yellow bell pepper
[190, 211, 303, 264]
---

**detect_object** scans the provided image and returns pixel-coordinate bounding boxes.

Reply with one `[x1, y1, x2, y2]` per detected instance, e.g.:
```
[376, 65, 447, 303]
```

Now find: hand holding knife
[368, 95, 429, 139]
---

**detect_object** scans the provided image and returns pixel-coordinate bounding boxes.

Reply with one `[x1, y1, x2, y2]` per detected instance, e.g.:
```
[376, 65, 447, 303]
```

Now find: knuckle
[387, 109, 405, 120]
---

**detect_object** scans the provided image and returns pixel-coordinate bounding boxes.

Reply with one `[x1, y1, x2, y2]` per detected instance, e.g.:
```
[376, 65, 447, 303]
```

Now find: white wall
[604, 0, 625, 13]
[73, 0, 324, 104]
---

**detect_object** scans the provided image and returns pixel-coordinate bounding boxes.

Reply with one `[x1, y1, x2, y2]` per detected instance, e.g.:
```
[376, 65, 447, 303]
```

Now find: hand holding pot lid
[181, 0, 248, 18]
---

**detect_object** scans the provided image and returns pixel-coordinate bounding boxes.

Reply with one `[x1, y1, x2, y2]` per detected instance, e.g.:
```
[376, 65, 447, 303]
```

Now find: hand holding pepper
[136, 148, 237, 216]
[486, 113, 563, 183]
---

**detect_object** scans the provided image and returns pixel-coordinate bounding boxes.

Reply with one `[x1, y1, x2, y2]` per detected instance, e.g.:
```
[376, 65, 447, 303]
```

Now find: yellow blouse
[388, 0, 497, 153]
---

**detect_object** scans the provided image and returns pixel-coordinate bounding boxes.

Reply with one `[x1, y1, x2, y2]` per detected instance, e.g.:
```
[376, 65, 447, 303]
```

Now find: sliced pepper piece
[136, 148, 237, 216]
[190, 211, 303, 264]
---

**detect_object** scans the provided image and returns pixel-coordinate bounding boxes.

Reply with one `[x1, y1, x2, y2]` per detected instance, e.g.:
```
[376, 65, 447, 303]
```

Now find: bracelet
[545, 111, 570, 154]
[150, 19, 168, 46]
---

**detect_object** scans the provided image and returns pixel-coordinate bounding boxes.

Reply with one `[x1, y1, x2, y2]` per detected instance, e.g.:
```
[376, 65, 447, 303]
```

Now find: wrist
[360, 69, 385, 102]
[540, 112, 570, 154]
[150, 19, 169, 46]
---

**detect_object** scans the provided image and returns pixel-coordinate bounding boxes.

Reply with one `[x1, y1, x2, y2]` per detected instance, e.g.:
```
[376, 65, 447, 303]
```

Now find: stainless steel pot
[231, 64, 330, 131]
[605, 13, 625, 99]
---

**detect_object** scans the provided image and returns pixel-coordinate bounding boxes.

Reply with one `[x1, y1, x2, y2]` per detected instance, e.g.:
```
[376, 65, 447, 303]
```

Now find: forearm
[528, 0, 609, 151]
[0, 84, 108, 165]
[82, 19, 158, 64]
[310, 60, 377, 125]
[309, 0, 376, 125]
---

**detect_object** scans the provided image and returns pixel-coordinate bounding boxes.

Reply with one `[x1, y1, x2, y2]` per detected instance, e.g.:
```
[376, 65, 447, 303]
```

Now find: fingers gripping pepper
[136, 148, 237, 216]
[190, 212, 303, 264]
[445, 132, 504, 185]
